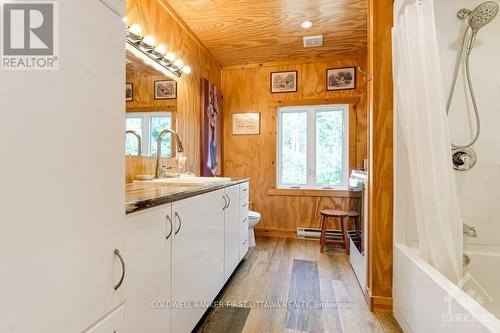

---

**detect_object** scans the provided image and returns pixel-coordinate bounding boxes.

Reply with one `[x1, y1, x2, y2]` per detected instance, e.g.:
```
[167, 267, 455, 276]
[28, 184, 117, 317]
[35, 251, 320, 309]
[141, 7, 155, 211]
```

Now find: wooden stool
[319, 209, 350, 254]
[349, 211, 361, 246]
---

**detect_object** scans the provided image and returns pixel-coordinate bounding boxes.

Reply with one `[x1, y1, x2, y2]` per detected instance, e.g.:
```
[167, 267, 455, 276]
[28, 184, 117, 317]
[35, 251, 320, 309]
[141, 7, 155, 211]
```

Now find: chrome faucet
[155, 129, 184, 178]
[463, 223, 477, 238]
[125, 130, 142, 156]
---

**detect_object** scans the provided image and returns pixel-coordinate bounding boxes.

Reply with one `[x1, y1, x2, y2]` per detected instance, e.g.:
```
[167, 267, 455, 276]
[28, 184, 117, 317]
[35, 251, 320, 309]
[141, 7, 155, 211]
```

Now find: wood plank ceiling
[165, 0, 368, 66]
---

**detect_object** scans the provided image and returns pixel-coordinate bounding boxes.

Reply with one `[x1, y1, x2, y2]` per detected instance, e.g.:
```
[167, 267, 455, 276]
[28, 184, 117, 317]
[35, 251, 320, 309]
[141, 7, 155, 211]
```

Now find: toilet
[248, 211, 261, 247]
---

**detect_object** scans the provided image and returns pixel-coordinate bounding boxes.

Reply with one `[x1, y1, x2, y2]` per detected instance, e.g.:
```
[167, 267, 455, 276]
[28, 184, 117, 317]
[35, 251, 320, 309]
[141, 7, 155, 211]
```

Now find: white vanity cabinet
[224, 185, 241, 281]
[171, 190, 226, 333]
[0, 1, 126, 332]
[123, 182, 249, 333]
[125, 204, 173, 333]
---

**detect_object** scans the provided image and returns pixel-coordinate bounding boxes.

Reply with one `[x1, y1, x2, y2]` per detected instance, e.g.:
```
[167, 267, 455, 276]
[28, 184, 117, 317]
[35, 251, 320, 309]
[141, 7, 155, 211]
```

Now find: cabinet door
[224, 185, 241, 281]
[125, 205, 172, 333]
[86, 304, 125, 333]
[172, 190, 225, 333]
[0, 1, 126, 332]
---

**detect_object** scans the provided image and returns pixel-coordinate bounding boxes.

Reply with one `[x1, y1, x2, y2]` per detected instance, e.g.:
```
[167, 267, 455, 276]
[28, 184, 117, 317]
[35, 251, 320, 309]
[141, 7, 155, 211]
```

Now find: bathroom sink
[135, 176, 232, 186]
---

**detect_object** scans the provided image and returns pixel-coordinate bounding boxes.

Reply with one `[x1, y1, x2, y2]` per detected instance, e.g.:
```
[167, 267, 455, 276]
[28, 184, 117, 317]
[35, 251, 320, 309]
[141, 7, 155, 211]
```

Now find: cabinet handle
[226, 194, 231, 208]
[242, 203, 247, 207]
[166, 215, 173, 240]
[222, 196, 228, 210]
[114, 249, 125, 291]
[174, 212, 182, 235]
[242, 188, 248, 192]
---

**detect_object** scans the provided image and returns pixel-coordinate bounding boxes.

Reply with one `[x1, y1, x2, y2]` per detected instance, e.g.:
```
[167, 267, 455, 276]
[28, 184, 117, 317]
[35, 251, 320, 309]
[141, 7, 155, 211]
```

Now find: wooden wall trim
[223, 55, 368, 70]
[364, 287, 393, 313]
[126, 106, 177, 113]
[367, 0, 394, 312]
[268, 97, 360, 107]
[254, 227, 297, 239]
[267, 189, 356, 198]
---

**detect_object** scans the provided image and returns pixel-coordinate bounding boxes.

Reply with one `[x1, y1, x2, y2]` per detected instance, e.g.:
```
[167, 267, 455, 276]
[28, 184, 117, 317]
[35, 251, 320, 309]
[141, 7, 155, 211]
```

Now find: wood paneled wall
[126, 156, 178, 183]
[126, 0, 222, 175]
[222, 57, 368, 236]
[366, 0, 394, 313]
[125, 69, 177, 112]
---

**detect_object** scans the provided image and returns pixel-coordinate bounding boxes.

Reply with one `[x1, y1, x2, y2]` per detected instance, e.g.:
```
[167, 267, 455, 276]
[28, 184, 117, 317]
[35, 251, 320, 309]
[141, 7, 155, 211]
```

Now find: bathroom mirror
[125, 49, 178, 158]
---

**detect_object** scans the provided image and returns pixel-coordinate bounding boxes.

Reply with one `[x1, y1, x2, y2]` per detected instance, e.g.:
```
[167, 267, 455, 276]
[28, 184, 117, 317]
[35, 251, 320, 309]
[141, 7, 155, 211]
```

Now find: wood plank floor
[196, 236, 402, 333]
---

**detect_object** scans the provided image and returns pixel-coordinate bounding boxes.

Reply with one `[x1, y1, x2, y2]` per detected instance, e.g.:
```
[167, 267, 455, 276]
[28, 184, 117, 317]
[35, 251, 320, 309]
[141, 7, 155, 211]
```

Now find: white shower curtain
[393, 0, 462, 282]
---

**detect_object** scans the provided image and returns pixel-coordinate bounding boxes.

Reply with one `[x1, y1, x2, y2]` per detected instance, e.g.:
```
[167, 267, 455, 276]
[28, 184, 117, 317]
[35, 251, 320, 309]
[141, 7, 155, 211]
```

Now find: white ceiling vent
[303, 35, 323, 48]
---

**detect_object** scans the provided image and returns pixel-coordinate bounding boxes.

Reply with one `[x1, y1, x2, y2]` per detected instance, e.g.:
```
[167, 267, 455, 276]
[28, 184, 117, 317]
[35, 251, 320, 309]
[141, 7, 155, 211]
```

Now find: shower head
[468, 1, 499, 32]
[457, 2, 499, 54]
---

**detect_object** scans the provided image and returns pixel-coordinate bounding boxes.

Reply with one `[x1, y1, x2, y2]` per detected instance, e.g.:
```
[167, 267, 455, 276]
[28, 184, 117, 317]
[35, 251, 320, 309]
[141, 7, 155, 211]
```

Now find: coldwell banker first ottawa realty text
[1, 1, 59, 70]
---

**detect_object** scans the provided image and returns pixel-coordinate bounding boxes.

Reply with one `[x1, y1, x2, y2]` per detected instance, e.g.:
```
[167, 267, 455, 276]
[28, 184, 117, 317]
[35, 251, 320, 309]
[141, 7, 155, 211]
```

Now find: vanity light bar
[125, 24, 191, 78]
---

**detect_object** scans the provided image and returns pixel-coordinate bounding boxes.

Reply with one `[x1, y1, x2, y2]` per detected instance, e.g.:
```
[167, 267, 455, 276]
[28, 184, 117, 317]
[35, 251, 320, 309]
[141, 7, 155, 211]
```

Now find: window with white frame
[125, 112, 172, 156]
[277, 105, 349, 189]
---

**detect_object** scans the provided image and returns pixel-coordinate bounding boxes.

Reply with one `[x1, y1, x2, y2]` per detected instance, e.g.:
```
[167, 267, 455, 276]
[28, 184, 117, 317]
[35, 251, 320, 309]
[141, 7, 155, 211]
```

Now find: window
[277, 105, 349, 190]
[125, 112, 172, 156]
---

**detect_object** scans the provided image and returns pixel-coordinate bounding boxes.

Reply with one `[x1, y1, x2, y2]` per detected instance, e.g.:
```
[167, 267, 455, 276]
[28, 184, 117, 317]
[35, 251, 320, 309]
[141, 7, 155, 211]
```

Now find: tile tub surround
[126, 178, 249, 214]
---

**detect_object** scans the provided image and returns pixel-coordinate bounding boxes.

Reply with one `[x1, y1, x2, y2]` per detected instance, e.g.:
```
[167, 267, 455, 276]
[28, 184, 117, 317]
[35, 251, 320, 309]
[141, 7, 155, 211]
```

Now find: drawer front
[240, 237, 249, 259]
[240, 201, 249, 220]
[239, 198, 249, 260]
[239, 182, 249, 201]
[240, 200, 249, 222]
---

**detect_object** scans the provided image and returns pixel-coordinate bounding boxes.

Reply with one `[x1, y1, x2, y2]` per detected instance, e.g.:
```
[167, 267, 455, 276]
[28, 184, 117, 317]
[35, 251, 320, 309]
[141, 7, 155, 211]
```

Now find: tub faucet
[463, 223, 477, 238]
[155, 129, 184, 178]
[125, 130, 142, 156]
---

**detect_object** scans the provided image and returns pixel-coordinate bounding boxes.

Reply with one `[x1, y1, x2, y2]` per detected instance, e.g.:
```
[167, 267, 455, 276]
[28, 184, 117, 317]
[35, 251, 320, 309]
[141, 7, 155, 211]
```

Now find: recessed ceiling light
[301, 21, 313, 29]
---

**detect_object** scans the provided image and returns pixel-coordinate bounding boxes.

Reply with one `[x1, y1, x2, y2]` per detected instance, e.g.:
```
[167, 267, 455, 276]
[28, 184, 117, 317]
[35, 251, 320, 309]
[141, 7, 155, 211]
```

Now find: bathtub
[394, 243, 500, 333]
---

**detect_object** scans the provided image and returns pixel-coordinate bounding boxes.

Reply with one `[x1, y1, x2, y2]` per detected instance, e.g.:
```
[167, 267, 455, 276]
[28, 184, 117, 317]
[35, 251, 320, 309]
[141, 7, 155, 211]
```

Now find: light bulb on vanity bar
[142, 35, 155, 47]
[173, 59, 184, 69]
[154, 44, 167, 55]
[181, 66, 192, 74]
[165, 52, 176, 62]
[128, 23, 142, 36]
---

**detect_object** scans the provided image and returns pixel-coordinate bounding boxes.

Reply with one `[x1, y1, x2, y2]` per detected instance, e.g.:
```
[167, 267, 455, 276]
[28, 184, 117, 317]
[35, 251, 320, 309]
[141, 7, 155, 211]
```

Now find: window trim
[125, 111, 172, 156]
[276, 104, 349, 190]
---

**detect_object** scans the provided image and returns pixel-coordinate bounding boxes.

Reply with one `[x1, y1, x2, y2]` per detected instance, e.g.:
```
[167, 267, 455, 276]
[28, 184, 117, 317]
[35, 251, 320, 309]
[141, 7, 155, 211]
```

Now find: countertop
[126, 178, 249, 214]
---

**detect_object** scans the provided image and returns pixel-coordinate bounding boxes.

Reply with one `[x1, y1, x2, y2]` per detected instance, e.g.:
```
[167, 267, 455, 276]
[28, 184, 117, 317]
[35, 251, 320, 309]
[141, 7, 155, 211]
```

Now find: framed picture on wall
[125, 83, 133, 102]
[326, 67, 356, 91]
[270, 71, 298, 93]
[232, 113, 261, 135]
[154, 80, 177, 100]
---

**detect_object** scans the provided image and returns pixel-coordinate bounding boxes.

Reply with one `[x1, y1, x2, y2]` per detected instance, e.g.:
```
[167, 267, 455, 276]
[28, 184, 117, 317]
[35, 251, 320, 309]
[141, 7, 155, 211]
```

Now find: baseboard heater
[296, 227, 357, 240]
